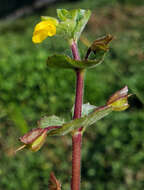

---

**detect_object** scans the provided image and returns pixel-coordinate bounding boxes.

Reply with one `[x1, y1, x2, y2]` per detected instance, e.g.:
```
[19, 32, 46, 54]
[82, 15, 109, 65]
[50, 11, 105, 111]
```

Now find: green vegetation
[0, 0, 144, 189]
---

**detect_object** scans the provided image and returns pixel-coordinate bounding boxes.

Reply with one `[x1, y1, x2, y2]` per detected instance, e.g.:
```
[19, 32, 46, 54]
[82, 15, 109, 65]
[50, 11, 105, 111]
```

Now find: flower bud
[16, 128, 47, 152]
[15, 126, 61, 153]
[107, 86, 131, 111]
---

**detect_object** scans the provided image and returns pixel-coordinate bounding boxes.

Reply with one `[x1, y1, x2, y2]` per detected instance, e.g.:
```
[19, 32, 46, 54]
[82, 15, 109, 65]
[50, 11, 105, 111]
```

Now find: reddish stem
[71, 132, 82, 190]
[71, 40, 80, 60]
[73, 69, 84, 120]
[71, 40, 84, 190]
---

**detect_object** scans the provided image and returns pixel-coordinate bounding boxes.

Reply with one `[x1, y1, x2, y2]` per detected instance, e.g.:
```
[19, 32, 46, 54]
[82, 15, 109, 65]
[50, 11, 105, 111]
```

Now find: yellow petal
[46, 24, 56, 36]
[34, 21, 53, 30]
[32, 21, 56, 43]
[32, 29, 48, 43]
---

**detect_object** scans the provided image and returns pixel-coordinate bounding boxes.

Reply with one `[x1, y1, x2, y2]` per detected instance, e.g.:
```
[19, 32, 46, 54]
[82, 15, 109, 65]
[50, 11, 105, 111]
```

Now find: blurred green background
[0, 0, 144, 189]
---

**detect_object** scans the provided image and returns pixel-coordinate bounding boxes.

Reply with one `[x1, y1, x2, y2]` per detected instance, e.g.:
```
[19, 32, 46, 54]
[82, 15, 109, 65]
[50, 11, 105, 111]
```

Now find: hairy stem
[71, 40, 84, 190]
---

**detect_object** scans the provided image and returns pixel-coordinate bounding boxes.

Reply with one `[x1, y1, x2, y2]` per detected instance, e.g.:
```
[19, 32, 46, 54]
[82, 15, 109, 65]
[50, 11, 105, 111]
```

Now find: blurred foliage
[0, 0, 144, 190]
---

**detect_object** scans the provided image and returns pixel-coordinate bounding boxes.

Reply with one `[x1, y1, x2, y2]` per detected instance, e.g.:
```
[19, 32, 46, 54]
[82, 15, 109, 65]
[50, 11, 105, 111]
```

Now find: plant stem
[71, 40, 80, 60]
[71, 131, 82, 190]
[73, 69, 84, 120]
[71, 40, 85, 190]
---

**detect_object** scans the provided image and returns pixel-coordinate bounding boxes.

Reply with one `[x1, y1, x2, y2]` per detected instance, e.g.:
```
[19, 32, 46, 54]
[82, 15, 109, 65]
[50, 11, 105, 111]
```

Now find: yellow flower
[32, 20, 57, 44]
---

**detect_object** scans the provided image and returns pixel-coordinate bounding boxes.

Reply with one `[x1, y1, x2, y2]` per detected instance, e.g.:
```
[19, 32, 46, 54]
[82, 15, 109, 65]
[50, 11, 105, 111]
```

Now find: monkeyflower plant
[16, 9, 131, 190]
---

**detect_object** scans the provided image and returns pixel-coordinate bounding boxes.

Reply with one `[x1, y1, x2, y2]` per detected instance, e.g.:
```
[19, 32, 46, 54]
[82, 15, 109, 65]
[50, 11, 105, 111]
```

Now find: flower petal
[32, 29, 48, 43]
[34, 21, 55, 31]
[32, 21, 57, 43]
[46, 24, 56, 36]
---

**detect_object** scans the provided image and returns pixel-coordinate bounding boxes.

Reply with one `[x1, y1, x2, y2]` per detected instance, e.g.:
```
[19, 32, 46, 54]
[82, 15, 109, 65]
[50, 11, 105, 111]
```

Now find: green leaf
[56, 9, 77, 38]
[38, 115, 65, 129]
[47, 35, 113, 70]
[56, 20, 76, 38]
[56, 9, 91, 41]
[47, 54, 105, 69]
[48, 106, 112, 136]
[73, 9, 91, 41]
[18, 106, 112, 152]
[72, 103, 97, 117]
[57, 9, 70, 21]
[57, 9, 78, 21]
